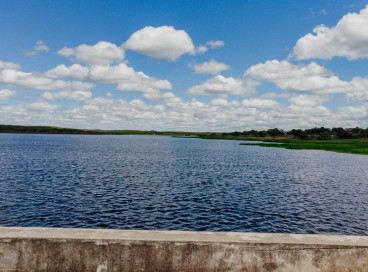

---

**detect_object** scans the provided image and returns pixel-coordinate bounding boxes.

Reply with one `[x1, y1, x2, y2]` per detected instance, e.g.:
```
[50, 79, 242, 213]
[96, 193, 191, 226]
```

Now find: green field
[240, 139, 368, 155]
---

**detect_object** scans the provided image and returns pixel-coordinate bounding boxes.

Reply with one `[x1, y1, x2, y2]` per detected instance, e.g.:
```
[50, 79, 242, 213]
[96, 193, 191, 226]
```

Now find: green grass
[240, 139, 368, 155]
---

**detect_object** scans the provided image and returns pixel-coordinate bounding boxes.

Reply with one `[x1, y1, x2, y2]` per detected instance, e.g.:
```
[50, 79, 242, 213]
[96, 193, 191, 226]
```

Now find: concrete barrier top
[1, 227, 368, 247]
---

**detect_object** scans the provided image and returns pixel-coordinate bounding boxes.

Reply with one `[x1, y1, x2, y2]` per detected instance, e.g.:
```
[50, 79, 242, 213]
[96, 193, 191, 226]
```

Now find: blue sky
[0, 0, 368, 131]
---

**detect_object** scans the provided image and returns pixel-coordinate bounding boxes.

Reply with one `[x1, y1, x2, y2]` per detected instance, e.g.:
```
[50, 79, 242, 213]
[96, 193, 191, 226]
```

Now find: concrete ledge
[1, 227, 368, 271]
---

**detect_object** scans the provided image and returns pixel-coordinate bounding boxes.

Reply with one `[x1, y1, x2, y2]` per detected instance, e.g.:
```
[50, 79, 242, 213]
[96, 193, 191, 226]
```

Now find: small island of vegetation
[1, 125, 367, 155]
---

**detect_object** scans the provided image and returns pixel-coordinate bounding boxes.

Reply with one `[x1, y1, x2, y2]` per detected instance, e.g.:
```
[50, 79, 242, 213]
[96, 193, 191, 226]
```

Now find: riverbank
[240, 138, 368, 155]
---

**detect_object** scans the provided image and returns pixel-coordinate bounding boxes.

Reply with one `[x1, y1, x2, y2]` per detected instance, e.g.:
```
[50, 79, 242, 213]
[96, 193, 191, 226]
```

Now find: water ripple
[0, 134, 368, 235]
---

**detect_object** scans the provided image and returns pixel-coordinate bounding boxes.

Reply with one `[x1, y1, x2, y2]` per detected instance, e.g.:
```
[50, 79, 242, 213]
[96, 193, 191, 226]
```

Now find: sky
[1, 0, 368, 131]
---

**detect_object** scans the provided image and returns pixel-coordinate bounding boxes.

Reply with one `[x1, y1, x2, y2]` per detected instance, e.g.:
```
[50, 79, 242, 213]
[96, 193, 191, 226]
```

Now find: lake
[0, 133, 367, 235]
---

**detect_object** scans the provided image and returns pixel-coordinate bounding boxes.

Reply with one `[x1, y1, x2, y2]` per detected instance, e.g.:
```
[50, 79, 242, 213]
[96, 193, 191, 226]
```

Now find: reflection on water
[0, 133, 367, 235]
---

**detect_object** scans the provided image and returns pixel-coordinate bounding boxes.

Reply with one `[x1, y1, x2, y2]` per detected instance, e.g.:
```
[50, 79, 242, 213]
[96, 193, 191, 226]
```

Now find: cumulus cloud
[196, 45, 208, 54]
[206, 40, 225, 49]
[24, 41, 49, 56]
[188, 75, 258, 96]
[0, 60, 21, 70]
[116, 75, 172, 93]
[0, 89, 17, 100]
[141, 91, 180, 102]
[57, 47, 74, 57]
[241, 98, 281, 108]
[41, 90, 92, 101]
[293, 5, 368, 60]
[0, 69, 66, 90]
[1, 93, 368, 131]
[245, 59, 368, 100]
[27, 102, 59, 112]
[338, 104, 368, 120]
[44, 64, 89, 80]
[88, 63, 172, 98]
[34, 41, 49, 52]
[288, 94, 331, 107]
[343, 77, 368, 101]
[259, 92, 291, 98]
[58, 41, 125, 65]
[88, 63, 136, 83]
[123, 26, 195, 61]
[196, 40, 225, 54]
[245, 60, 350, 94]
[0, 69, 95, 91]
[193, 59, 230, 75]
[209, 98, 240, 107]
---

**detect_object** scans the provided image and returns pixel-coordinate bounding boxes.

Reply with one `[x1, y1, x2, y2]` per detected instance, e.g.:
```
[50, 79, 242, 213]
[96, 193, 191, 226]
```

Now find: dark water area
[1, 133, 368, 235]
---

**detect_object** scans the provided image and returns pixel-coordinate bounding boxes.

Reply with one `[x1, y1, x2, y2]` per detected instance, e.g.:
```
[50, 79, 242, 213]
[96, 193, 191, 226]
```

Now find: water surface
[0, 134, 367, 235]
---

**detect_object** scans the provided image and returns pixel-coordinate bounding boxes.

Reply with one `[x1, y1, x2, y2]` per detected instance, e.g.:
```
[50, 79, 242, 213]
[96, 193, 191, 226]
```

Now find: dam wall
[1, 227, 368, 271]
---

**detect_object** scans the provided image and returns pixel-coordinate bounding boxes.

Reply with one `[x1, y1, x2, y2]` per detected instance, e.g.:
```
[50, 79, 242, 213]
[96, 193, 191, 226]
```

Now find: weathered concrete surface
[1, 227, 368, 272]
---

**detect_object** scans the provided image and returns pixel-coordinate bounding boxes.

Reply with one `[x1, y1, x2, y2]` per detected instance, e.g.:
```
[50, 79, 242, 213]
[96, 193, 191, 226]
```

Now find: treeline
[222, 127, 368, 140]
[0, 125, 157, 135]
[1, 124, 368, 140]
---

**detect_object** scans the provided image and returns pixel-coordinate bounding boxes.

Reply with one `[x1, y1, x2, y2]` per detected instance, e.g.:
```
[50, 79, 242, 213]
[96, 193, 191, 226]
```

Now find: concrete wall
[1, 227, 368, 272]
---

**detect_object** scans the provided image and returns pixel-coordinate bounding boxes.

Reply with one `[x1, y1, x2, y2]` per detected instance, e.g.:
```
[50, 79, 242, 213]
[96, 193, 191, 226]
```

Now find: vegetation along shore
[1, 125, 367, 155]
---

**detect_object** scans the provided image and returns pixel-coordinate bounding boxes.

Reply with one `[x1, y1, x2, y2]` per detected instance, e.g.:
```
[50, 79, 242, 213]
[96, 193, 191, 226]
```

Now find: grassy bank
[240, 139, 368, 155]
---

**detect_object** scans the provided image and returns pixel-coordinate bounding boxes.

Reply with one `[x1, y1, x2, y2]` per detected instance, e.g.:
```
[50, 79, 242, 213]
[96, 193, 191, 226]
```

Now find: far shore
[1, 124, 367, 155]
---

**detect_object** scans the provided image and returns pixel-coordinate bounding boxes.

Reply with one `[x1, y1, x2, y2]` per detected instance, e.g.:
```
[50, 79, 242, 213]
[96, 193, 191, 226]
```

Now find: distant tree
[230, 131, 241, 137]
[332, 127, 352, 139]
[249, 130, 258, 137]
[267, 128, 283, 137]
[318, 131, 330, 140]
[289, 129, 308, 139]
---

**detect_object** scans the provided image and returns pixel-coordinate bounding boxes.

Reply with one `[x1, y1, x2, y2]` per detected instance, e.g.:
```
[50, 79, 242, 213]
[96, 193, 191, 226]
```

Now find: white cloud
[0, 60, 21, 70]
[41, 90, 92, 101]
[116, 75, 172, 93]
[88, 63, 136, 83]
[0, 69, 94, 91]
[196, 40, 225, 54]
[0, 69, 66, 90]
[209, 98, 240, 107]
[293, 5, 368, 60]
[245, 59, 368, 100]
[123, 26, 195, 61]
[241, 98, 281, 108]
[27, 102, 59, 112]
[187, 75, 258, 96]
[2, 93, 368, 131]
[141, 91, 178, 101]
[24, 41, 49, 57]
[57, 47, 75, 57]
[245, 60, 349, 94]
[88, 63, 172, 97]
[193, 59, 230, 75]
[58, 41, 125, 65]
[344, 77, 368, 101]
[196, 45, 208, 54]
[0, 89, 17, 100]
[34, 41, 49, 53]
[288, 94, 330, 107]
[24, 51, 37, 57]
[259, 92, 291, 98]
[44, 64, 89, 80]
[206, 40, 224, 49]
[338, 104, 368, 120]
